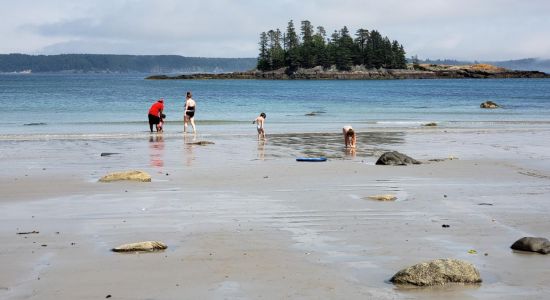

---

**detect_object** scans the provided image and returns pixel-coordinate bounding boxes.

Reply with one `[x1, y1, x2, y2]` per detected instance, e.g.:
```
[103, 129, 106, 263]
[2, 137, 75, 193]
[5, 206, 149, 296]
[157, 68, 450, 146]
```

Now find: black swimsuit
[186, 106, 195, 118]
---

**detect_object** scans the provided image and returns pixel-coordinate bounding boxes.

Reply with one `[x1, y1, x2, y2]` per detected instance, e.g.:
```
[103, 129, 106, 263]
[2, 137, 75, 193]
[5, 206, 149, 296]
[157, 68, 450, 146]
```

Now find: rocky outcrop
[390, 259, 482, 286]
[99, 170, 152, 182]
[511, 237, 550, 254]
[376, 151, 421, 166]
[146, 64, 549, 80]
[112, 241, 167, 252]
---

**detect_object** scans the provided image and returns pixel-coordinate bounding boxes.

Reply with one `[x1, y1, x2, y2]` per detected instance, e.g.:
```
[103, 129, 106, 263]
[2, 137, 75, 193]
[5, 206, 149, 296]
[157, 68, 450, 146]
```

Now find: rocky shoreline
[146, 64, 549, 80]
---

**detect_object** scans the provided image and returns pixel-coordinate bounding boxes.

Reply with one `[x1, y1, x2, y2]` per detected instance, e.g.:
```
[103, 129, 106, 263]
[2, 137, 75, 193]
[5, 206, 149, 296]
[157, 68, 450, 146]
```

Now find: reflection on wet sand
[257, 140, 266, 160]
[184, 133, 196, 166]
[345, 147, 356, 158]
[149, 134, 164, 171]
[266, 131, 405, 159]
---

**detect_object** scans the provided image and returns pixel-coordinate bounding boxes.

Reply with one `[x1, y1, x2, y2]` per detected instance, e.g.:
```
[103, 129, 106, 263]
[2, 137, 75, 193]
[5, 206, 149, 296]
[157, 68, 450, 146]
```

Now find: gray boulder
[391, 258, 482, 286]
[376, 151, 421, 165]
[511, 237, 550, 254]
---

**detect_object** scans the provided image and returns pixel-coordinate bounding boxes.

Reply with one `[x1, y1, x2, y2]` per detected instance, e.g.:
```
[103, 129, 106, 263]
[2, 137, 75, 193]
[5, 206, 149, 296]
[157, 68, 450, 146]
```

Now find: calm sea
[1, 73, 549, 139]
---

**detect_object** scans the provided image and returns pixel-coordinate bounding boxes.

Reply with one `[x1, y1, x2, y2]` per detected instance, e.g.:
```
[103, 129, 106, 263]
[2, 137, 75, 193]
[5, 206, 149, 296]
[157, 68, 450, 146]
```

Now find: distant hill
[0, 54, 257, 74]
[491, 58, 550, 74]
[418, 58, 550, 74]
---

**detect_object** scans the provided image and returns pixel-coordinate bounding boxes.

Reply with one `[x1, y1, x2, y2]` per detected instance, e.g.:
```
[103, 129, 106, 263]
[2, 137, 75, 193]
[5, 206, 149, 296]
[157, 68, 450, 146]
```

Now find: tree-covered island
[145, 20, 548, 80]
[257, 20, 407, 72]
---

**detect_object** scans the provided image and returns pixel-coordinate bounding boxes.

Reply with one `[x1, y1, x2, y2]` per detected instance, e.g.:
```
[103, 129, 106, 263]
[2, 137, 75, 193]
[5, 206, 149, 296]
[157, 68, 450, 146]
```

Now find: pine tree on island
[257, 20, 408, 72]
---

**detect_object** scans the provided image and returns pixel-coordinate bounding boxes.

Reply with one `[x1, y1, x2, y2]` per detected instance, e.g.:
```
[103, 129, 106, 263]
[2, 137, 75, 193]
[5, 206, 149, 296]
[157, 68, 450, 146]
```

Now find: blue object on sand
[296, 157, 327, 162]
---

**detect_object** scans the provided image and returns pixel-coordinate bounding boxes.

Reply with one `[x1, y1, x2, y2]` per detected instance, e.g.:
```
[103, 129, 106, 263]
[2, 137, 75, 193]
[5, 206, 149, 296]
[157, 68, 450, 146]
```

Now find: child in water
[343, 125, 356, 148]
[157, 113, 166, 132]
[253, 113, 266, 140]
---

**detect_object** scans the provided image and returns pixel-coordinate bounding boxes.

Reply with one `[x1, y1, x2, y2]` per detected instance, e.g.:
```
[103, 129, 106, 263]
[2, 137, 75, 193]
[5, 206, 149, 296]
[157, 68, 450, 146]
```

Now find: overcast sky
[1, 0, 549, 60]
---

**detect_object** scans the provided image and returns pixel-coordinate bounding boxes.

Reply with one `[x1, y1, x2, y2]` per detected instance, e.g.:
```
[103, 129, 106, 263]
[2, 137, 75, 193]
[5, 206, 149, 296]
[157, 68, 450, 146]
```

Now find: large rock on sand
[99, 170, 151, 182]
[112, 241, 167, 252]
[511, 237, 550, 254]
[480, 101, 499, 108]
[390, 259, 482, 286]
[376, 151, 421, 166]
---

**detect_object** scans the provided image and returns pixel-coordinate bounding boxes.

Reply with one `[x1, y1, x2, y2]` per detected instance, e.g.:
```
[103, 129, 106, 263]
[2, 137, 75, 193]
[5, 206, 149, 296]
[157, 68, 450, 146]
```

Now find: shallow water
[1, 74, 550, 138]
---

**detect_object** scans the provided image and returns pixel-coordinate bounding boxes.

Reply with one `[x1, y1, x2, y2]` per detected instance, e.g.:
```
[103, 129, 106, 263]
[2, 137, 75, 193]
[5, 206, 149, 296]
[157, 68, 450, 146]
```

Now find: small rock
[99, 170, 151, 183]
[17, 231, 39, 235]
[390, 258, 482, 286]
[478, 203, 493, 206]
[480, 101, 500, 109]
[188, 141, 214, 145]
[511, 237, 550, 254]
[100, 152, 121, 157]
[423, 122, 437, 127]
[106, 295, 112, 298]
[111, 241, 167, 252]
[442, 224, 450, 228]
[367, 194, 397, 201]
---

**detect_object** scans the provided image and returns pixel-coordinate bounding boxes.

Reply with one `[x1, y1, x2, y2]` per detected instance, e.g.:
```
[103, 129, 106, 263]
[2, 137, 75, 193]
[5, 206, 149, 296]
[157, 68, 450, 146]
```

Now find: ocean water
[1, 73, 549, 139]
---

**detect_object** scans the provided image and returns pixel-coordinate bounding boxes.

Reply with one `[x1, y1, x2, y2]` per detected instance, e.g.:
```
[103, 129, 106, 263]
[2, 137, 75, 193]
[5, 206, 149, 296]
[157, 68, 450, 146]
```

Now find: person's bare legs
[343, 128, 349, 147]
[190, 117, 196, 133]
[184, 115, 188, 133]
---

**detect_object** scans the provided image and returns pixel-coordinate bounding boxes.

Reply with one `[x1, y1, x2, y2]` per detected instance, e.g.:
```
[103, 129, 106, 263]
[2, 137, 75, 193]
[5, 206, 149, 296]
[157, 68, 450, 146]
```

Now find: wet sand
[1, 128, 550, 299]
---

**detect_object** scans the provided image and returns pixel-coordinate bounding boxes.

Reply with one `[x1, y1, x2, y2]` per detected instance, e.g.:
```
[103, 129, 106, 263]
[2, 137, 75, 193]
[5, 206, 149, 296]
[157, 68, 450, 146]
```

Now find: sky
[1, 0, 550, 61]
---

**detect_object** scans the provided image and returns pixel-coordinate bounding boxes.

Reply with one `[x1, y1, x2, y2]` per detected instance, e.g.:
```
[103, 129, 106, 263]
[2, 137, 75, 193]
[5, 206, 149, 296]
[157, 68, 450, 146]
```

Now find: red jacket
[148, 101, 164, 116]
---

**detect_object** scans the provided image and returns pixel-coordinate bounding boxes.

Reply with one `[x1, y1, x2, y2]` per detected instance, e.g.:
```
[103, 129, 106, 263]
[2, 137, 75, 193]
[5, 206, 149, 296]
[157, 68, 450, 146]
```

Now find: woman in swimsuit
[184, 91, 196, 133]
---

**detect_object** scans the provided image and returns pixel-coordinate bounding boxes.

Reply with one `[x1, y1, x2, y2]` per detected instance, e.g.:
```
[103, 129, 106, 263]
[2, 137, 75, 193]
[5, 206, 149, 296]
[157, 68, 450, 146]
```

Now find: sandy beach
[1, 126, 550, 299]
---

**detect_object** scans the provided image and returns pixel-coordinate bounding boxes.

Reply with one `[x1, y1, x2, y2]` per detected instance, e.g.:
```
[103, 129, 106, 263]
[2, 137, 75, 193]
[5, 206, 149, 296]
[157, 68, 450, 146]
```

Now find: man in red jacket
[148, 98, 164, 132]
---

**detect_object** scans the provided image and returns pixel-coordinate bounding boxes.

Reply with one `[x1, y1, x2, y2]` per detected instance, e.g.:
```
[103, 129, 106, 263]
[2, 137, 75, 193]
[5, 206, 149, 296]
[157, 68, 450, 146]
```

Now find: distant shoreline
[146, 64, 549, 80]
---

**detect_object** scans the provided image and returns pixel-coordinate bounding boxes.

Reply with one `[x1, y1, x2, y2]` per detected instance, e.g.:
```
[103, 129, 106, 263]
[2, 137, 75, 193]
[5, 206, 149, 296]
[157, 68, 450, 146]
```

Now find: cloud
[1, 0, 550, 59]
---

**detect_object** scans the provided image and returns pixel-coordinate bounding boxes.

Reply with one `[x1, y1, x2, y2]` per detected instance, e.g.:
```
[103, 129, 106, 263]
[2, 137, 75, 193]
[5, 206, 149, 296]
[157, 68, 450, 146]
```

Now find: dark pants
[148, 114, 160, 132]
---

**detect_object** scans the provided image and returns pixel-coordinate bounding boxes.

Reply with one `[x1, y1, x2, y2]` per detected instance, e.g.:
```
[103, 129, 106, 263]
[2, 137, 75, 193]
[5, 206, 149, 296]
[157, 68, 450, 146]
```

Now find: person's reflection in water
[149, 134, 165, 172]
[345, 147, 356, 158]
[184, 133, 196, 166]
[257, 139, 266, 160]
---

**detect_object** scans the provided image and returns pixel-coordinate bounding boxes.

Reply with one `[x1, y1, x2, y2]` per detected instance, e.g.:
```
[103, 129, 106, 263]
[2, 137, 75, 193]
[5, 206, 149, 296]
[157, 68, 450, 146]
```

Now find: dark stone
[480, 101, 499, 109]
[511, 237, 550, 254]
[188, 141, 215, 145]
[100, 152, 121, 157]
[23, 122, 47, 126]
[376, 151, 421, 166]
